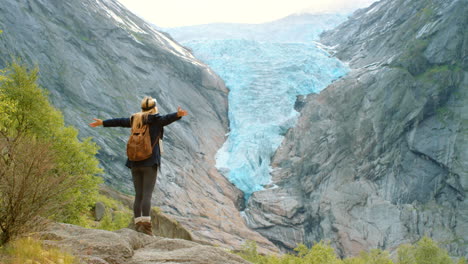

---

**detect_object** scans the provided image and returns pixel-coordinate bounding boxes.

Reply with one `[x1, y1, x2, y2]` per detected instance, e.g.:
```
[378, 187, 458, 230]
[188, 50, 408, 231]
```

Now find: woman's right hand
[89, 118, 103, 127]
[177, 106, 188, 117]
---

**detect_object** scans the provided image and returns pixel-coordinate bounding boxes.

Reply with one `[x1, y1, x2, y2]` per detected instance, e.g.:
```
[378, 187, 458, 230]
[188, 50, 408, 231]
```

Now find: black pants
[131, 166, 158, 217]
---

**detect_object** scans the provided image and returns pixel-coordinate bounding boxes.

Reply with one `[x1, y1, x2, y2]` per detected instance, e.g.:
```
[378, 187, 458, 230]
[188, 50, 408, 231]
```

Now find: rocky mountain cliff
[244, 0, 468, 257]
[0, 0, 276, 252]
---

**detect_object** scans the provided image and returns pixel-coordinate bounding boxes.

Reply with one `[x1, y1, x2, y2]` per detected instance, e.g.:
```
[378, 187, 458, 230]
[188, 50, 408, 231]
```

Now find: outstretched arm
[158, 106, 189, 126]
[89, 118, 103, 127]
[89, 117, 131, 127]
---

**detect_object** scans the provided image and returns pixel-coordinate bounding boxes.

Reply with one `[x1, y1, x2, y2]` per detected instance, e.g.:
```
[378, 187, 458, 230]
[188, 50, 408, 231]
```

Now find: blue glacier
[165, 14, 349, 200]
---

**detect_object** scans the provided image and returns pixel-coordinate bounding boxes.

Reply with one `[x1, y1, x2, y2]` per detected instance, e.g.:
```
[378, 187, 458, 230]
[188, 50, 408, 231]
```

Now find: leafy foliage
[62, 193, 133, 230]
[94, 194, 133, 231]
[0, 61, 102, 244]
[397, 237, 453, 264]
[235, 241, 343, 264]
[344, 249, 393, 264]
[301, 241, 343, 264]
[236, 237, 462, 264]
[96, 209, 132, 231]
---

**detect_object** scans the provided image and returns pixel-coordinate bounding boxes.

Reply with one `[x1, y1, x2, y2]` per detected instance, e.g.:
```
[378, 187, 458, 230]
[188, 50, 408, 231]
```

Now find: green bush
[95, 193, 125, 210]
[96, 209, 132, 231]
[300, 241, 343, 264]
[0, 61, 102, 244]
[72, 193, 133, 231]
[235, 241, 343, 264]
[94, 194, 132, 231]
[236, 240, 268, 263]
[397, 236, 453, 264]
[235, 237, 462, 264]
[349, 249, 393, 264]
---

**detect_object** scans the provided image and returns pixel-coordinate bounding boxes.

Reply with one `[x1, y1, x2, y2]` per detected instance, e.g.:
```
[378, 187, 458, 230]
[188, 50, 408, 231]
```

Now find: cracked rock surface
[39, 223, 250, 264]
[243, 0, 468, 257]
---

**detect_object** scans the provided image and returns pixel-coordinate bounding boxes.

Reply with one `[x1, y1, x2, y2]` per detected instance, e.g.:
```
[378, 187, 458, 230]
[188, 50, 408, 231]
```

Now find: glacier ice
[166, 15, 349, 200]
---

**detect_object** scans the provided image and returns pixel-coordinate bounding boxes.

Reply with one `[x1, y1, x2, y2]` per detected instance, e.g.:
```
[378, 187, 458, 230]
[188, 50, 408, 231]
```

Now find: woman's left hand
[177, 106, 188, 117]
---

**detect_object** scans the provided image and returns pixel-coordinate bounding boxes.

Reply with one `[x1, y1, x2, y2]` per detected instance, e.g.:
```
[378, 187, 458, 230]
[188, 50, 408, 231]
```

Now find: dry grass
[0, 237, 78, 264]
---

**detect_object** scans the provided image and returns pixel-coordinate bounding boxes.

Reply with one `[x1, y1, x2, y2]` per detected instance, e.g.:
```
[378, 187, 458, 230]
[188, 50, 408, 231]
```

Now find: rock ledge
[39, 223, 250, 264]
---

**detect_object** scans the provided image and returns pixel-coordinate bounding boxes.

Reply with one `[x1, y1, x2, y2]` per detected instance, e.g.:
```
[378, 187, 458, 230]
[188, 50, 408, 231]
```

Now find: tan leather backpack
[126, 123, 157, 161]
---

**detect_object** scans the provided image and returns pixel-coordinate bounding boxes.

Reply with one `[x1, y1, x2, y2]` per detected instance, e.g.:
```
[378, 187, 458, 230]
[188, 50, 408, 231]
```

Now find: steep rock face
[0, 0, 276, 252]
[244, 0, 467, 257]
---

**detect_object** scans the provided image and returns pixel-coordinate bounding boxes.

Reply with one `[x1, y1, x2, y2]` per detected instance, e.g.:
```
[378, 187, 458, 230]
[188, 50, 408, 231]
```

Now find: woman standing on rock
[89, 96, 188, 236]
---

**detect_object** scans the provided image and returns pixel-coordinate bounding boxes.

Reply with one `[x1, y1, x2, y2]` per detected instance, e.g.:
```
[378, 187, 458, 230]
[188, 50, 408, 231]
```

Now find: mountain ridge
[244, 0, 468, 257]
[164, 13, 347, 43]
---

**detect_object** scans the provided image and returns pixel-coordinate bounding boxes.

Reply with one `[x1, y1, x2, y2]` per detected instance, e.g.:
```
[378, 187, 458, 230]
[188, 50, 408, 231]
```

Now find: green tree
[358, 249, 393, 264]
[302, 241, 343, 264]
[236, 237, 460, 264]
[237, 240, 267, 263]
[0, 61, 102, 244]
[397, 244, 416, 264]
[397, 237, 453, 264]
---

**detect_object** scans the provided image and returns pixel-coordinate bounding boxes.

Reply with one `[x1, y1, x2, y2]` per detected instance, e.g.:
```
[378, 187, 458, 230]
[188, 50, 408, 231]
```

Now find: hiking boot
[135, 222, 145, 233]
[140, 222, 154, 236]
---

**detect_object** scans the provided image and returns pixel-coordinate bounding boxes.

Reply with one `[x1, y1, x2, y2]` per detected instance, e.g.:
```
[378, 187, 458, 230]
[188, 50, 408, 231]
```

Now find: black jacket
[103, 112, 181, 168]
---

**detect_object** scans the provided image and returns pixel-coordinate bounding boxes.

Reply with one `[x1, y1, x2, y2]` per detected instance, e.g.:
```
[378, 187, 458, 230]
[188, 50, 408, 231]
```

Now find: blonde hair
[131, 96, 158, 130]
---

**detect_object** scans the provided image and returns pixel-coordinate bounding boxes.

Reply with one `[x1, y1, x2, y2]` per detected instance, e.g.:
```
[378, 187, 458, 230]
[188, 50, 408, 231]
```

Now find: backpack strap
[152, 132, 159, 149]
[130, 114, 160, 152]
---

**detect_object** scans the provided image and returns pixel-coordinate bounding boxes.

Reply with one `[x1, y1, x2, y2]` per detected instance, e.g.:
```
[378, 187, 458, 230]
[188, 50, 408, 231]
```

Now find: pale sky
[117, 0, 377, 28]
